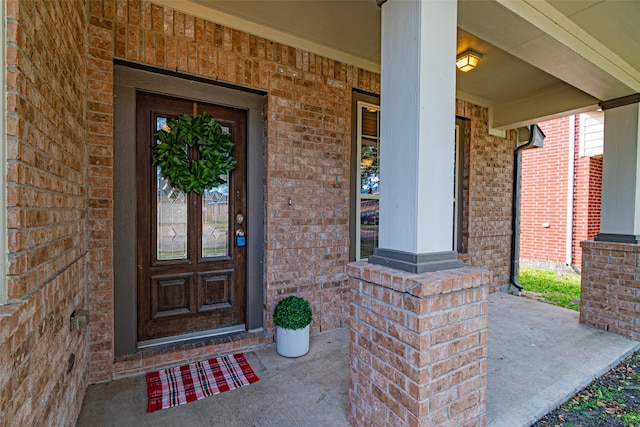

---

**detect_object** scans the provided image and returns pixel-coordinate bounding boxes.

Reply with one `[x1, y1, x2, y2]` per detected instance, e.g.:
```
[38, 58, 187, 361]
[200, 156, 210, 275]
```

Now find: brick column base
[581, 240, 640, 340]
[347, 262, 491, 426]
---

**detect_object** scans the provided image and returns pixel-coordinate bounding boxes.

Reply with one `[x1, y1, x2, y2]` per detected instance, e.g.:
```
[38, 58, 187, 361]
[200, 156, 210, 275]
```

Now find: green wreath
[152, 112, 237, 195]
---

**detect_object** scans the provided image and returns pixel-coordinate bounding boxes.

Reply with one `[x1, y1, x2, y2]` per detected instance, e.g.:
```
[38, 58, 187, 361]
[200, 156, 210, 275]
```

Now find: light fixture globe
[456, 50, 482, 72]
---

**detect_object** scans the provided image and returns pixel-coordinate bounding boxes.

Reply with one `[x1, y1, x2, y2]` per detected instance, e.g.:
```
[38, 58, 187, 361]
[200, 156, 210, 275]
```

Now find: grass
[526, 270, 640, 427]
[519, 267, 581, 311]
[621, 411, 640, 425]
[535, 350, 640, 427]
[566, 382, 625, 413]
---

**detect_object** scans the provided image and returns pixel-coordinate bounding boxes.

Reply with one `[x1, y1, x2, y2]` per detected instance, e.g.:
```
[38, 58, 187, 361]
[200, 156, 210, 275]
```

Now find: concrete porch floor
[77, 293, 640, 427]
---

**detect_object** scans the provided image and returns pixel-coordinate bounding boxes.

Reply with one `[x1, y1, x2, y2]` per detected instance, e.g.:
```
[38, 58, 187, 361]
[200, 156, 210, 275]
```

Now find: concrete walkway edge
[487, 293, 640, 427]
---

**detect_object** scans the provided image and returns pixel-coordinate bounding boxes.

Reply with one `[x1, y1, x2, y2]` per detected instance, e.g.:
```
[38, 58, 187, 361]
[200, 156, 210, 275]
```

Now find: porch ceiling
[156, 0, 640, 130]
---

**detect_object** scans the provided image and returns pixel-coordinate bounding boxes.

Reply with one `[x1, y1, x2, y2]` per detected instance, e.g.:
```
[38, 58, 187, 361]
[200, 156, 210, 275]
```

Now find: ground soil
[521, 290, 547, 303]
[533, 350, 640, 427]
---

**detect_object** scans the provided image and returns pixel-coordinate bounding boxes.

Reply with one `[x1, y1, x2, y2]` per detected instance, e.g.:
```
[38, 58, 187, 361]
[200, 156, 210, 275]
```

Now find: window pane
[202, 182, 229, 257]
[360, 145, 379, 195]
[360, 107, 380, 195]
[360, 199, 379, 259]
[361, 109, 378, 138]
[157, 170, 188, 260]
[202, 125, 230, 258]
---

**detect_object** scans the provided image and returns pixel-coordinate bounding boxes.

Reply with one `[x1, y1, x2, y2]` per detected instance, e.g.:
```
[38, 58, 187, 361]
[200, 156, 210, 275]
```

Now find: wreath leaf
[152, 112, 236, 195]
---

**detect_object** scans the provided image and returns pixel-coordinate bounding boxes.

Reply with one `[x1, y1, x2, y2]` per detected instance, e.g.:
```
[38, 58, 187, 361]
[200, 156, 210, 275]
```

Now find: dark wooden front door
[136, 92, 247, 343]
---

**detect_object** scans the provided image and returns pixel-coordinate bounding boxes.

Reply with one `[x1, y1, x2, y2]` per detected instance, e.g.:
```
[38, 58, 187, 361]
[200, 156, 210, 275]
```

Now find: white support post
[370, 0, 462, 273]
[597, 102, 640, 243]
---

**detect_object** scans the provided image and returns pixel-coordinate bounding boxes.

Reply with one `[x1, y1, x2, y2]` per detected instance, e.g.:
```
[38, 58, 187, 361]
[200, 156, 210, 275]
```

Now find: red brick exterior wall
[1, 0, 89, 425]
[580, 241, 640, 340]
[520, 116, 602, 269]
[86, 0, 378, 381]
[573, 153, 602, 264]
[520, 117, 571, 264]
[348, 262, 491, 426]
[84, 0, 516, 383]
[458, 102, 515, 290]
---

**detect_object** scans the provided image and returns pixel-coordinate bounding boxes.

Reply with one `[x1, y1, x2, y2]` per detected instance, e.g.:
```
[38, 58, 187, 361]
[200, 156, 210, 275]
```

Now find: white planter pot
[276, 325, 310, 357]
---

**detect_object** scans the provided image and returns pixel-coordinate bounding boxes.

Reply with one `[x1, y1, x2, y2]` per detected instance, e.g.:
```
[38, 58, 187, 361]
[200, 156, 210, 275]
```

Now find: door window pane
[202, 182, 229, 257]
[156, 117, 188, 260]
[157, 170, 188, 260]
[202, 125, 231, 258]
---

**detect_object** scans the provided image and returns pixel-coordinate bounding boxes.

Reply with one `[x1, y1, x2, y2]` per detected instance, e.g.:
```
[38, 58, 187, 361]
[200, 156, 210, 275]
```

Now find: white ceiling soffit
[491, 83, 599, 130]
[458, 0, 640, 101]
[150, 0, 639, 129]
[455, 24, 600, 129]
[548, 0, 640, 73]
[457, 0, 640, 128]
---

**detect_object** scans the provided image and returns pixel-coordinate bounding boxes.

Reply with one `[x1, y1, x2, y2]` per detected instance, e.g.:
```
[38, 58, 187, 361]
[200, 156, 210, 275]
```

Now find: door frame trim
[114, 63, 265, 356]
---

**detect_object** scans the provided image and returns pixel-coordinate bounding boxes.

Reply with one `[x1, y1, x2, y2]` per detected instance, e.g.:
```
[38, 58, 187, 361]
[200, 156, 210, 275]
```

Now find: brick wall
[0, 0, 520, 424]
[581, 241, 640, 340]
[87, 0, 378, 380]
[84, 0, 515, 380]
[457, 101, 515, 291]
[0, 7, 519, 422]
[520, 116, 602, 269]
[573, 152, 602, 264]
[1, 0, 89, 425]
[520, 116, 571, 265]
[85, 2, 116, 383]
[348, 262, 490, 426]
[0, 0, 586, 424]
[263, 63, 363, 335]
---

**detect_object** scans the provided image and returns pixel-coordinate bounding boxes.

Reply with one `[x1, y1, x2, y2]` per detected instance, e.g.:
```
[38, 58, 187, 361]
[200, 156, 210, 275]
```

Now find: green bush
[273, 296, 312, 330]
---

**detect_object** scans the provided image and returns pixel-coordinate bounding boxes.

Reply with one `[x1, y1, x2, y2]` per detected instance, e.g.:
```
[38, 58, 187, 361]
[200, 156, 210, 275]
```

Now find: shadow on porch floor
[77, 293, 639, 427]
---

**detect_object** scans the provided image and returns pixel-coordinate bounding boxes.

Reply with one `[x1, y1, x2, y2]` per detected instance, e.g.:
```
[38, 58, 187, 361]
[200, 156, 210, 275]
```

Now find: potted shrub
[273, 295, 313, 357]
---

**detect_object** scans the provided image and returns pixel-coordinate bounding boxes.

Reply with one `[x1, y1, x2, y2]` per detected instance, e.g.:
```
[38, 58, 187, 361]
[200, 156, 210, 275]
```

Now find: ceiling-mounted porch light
[456, 50, 482, 72]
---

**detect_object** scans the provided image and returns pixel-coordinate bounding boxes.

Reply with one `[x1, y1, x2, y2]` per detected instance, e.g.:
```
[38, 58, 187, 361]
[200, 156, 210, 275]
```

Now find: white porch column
[596, 102, 640, 243]
[369, 0, 463, 273]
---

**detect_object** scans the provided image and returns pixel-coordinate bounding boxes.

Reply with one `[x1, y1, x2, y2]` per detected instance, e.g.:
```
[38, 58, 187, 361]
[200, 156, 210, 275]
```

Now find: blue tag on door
[236, 235, 246, 247]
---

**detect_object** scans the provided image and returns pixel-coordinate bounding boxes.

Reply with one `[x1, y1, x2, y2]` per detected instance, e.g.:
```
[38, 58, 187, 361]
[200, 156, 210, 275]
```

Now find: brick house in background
[520, 112, 604, 271]
[1, 1, 639, 426]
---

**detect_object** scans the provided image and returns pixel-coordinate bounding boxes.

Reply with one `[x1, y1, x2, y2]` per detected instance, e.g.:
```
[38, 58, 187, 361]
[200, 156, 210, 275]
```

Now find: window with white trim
[356, 101, 380, 260]
[354, 103, 464, 260]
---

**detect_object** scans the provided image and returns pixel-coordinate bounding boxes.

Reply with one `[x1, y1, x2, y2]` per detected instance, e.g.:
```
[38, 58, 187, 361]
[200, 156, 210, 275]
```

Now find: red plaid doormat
[146, 353, 260, 412]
